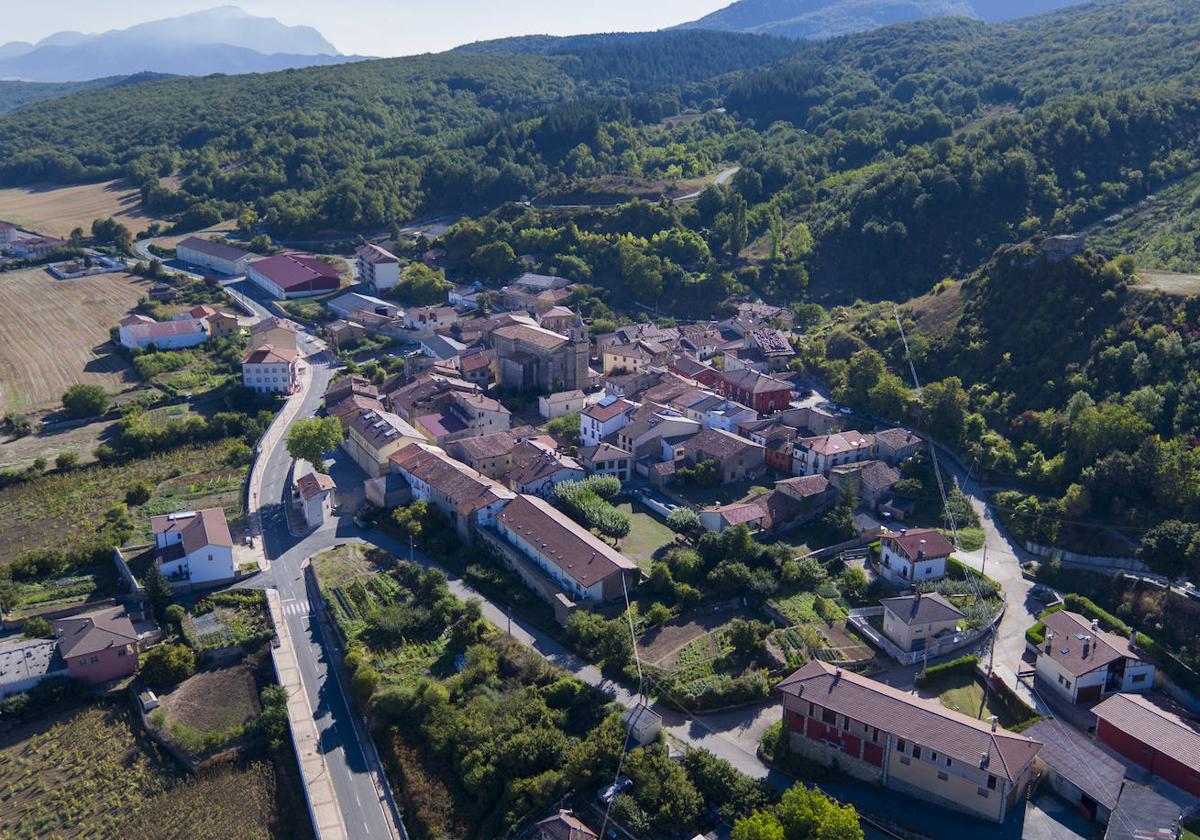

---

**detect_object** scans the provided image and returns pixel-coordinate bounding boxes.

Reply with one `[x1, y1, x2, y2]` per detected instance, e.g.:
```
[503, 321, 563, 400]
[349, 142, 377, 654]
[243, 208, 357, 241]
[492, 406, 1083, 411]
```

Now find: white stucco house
[118, 318, 210, 351]
[1034, 610, 1156, 705]
[295, 471, 336, 529]
[877, 528, 954, 588]
[150, 508, 235, 585]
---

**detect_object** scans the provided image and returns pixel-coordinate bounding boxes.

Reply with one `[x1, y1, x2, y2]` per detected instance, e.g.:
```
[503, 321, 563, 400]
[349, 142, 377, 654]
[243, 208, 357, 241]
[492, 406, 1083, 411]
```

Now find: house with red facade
[778, 660, 1041, 823]
[52, 606, 139, 685]
[1092, 692, 1200, 798]
[715, 368, 792, 415]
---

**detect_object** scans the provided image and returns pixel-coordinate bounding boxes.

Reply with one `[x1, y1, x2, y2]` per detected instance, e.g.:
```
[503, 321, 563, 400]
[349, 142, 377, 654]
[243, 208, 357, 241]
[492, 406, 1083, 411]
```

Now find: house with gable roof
[778, 661, 1041, 822]
[150, 508, 235, 585]
[52, 606, 139, 685]
[878, 527, 955, 587]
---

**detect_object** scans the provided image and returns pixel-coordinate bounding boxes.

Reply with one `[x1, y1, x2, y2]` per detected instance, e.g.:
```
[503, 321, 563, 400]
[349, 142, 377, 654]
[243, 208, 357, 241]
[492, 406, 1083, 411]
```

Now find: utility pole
[981, 543, 988, 578]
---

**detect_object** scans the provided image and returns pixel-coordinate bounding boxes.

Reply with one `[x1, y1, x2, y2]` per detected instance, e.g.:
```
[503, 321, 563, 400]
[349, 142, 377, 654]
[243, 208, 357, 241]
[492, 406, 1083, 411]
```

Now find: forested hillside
[3, 0, 1200, 300]
[0, 31, 798, 236]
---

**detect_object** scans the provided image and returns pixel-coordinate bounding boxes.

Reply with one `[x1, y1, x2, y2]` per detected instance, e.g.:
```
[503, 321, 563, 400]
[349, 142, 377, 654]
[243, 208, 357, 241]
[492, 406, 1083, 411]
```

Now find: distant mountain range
[673, 0, 1088, 40]
[0, 5, 367, 82]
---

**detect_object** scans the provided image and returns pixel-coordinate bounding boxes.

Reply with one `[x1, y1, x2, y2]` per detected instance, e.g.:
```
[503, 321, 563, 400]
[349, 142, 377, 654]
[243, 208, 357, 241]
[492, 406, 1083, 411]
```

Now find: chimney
[1083, 637, 1091, 659]
[1045, 629, 1054, 654]
[1091, 619, 1099, 632]
[990, 715, 998, 732]
[1129, 629, 1137, 651]
[918, 538, 926, 559]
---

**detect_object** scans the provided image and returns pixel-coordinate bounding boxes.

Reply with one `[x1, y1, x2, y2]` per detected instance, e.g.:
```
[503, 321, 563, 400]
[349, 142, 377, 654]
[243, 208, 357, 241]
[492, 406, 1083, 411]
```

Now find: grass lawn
[312, 543, 389, 589]
[613, 500, 676, 569]
[922, 674, 1019, 727]
[944, 526, 984, 552]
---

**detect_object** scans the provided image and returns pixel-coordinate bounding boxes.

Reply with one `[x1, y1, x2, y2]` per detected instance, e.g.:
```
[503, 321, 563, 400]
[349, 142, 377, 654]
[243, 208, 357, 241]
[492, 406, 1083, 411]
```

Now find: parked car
[1184, 583, 1200, 602]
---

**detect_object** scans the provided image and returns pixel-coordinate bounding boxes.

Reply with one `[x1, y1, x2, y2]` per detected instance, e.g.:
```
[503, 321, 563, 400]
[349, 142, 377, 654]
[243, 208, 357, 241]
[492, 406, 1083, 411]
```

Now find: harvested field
[157, 662, 260, 736]
[0, 179, 164, 237]
[0, 416, 118, 471]
[0, 268, 151, 414]
[1135, 268, 1200, 296]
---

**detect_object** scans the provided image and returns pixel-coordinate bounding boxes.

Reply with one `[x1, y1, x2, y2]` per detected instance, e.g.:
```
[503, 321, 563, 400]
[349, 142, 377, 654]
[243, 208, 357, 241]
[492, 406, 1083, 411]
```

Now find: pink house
[52, 606, 139, 684]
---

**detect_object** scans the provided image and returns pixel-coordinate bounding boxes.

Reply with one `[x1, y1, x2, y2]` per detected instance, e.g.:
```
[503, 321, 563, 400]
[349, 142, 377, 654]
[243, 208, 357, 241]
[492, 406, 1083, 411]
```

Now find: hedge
[914, 655, 978, 687]
[1025, 603, 1065, 646]
[1044, 594, 1200, 694]
[947, 556, 1001, 593]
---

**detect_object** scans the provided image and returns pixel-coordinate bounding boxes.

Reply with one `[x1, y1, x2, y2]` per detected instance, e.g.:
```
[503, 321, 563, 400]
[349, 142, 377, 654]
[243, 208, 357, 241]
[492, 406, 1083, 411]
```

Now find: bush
[62, 384, 108, 419]
[125, 480, 153, 506]
[141, 643, 196, 687]
[55, 452, 79, 471]
[666, 506, 701, 534]
[163, 604, 186, 626]
[914, 654, 978, 687]
[22, 617, 52, 638]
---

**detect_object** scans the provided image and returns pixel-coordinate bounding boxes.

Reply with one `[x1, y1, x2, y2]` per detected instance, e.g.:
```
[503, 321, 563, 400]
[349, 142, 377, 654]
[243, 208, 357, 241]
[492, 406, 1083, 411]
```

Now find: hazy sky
[6, 1, 733, 57]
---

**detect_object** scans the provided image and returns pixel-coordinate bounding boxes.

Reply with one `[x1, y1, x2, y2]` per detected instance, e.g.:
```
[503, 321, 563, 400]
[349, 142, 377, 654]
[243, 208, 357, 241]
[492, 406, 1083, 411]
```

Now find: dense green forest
[0, 74, 171, 115]
[3, 0, 1200, 298]
[799, 239, 1200, 579]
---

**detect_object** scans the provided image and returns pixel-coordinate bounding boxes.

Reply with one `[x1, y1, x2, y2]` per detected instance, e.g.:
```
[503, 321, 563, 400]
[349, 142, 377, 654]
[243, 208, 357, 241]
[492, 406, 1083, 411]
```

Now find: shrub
[22, 617, 52, 638]
[163, 604, 186, 626]
[55, 452, 79, 471]
[125, 480, 153, 506]
[141, 643, 196, 687]
[62, 384, 108, 419]
[914, 654, 978, 687]
[666, 506, 701, 534]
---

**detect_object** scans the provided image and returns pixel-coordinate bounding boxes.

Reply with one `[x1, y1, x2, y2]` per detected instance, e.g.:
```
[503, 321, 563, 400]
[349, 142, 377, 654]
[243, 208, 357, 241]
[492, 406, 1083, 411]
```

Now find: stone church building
[492, 314, 589, 394]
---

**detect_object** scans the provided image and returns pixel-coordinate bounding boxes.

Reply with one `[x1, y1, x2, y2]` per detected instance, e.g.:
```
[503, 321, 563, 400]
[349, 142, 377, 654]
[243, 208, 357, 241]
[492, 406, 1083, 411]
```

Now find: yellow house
[601, 339, 670, 375]
[880, 592, 964, 653]
[344, 408, 424, 478]
[248, 317, 297, 352]
[779, 661, 1041, 824]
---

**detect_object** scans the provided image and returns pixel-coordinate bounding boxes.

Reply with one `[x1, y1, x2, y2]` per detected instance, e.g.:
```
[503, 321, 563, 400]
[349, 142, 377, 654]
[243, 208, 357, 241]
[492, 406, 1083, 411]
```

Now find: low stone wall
[1023, 541, 1152, 576]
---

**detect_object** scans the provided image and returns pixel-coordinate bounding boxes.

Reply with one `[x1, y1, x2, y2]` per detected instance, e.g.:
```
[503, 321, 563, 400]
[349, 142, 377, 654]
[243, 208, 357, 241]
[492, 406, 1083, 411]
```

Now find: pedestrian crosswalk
[281, 600, 311, 617]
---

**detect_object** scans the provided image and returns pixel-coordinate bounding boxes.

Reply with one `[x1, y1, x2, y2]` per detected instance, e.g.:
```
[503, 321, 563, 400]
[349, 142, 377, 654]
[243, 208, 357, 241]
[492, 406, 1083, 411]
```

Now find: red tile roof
[124, 319, 208, 341]
[779, 661, 1041, 782]
[389, 443, 514, 515]
[242, 344, 298, 365]
[882, 528, 955, 561]
[149, 507, 233, 554]
[496, 494, 636, 589]
[582, 398, 636, 423]
[296, 471, 336, 500]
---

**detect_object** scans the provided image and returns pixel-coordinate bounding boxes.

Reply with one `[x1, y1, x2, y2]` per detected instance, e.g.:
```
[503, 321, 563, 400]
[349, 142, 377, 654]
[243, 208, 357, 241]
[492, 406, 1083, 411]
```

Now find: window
[930, 751, 937, 761]
[871, 728, 880, 744]
[118, 648, 126, 657]
[912, 745, 922, 760]
[822, 708, 837, 726]
[937, 771, 949, 781]
[842, 716, 850, 731]
[986, 775, 997, 790]
[896, 739, 906, 753]
[808, 702, 815, 716]
[1132, 673, 1147, 683]
[945, 757, 952, 767]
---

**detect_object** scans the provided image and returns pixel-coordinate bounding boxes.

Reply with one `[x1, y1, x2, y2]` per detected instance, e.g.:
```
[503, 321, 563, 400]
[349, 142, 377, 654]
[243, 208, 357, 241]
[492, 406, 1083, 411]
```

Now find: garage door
[1076, 684, 1103, 703]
